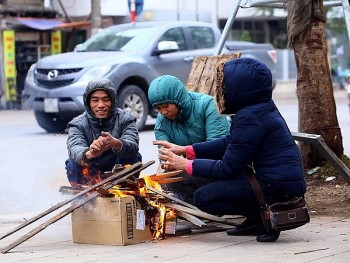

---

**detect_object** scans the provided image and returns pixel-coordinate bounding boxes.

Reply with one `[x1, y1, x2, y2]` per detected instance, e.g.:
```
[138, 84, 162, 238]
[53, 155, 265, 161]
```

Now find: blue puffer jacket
[148, 75, 230, 145]
[191, 58, 306, 197]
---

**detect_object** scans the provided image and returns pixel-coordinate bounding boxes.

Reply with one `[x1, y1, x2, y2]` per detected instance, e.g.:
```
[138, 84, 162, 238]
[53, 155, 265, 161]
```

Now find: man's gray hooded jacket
[66, 79, 140, 168]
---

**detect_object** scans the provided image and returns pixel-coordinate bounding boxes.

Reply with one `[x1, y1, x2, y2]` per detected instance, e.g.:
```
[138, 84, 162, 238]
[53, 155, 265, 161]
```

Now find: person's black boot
[256, 230, 280, 242]
[226, 218, 265, 236]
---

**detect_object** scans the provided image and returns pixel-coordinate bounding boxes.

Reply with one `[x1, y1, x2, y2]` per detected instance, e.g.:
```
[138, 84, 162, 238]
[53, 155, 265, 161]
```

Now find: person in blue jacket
[154, 58, 306, 242]
[148, 75, 230, 204]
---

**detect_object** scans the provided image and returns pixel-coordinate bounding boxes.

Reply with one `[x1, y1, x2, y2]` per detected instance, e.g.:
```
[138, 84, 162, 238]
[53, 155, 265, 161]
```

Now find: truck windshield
[77, 26, 159, 52]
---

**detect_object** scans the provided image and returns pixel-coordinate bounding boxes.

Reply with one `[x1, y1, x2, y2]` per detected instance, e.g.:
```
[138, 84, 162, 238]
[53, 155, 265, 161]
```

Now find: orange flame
[137, 173, 175, 239]
[109, 187, 128, 197]
[93, 171, 177, 240]
[81, 164, 104, 186]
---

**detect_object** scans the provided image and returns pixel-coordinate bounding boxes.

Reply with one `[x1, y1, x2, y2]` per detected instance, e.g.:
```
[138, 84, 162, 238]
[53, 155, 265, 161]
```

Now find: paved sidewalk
[273, 81, 348, 103]
[0, 212, 349, 263]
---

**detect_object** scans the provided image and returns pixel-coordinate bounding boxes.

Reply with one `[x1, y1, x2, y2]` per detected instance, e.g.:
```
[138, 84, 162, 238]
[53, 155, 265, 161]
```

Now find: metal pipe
[214, 0, 241, 55]
[342, 0, 350, 45]
[243, 0, 341, 8]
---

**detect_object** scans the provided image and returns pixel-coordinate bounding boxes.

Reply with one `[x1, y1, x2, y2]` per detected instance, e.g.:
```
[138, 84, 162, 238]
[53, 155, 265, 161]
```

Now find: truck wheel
[34, 111, 68, 133]
[118, 85, 149, 131]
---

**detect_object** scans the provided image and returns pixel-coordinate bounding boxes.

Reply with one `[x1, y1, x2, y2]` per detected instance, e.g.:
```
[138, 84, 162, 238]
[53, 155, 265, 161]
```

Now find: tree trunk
[293, 20, 343, 168]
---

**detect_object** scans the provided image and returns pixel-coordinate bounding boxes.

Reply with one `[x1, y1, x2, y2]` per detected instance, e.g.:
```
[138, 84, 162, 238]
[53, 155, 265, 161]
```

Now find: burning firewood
[1, 162, 236, 253]
[0, 161, 154, 254]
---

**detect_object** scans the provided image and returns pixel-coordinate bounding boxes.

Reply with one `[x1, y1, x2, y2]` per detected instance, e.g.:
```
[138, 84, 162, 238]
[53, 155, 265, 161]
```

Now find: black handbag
[246, 166, 310, 232]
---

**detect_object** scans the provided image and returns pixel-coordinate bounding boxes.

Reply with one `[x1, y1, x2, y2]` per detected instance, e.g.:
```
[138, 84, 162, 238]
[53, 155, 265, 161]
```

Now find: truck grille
[35, 68, 83, 88]
[36, 68, 83, 75]
[36, 79, 75, 88]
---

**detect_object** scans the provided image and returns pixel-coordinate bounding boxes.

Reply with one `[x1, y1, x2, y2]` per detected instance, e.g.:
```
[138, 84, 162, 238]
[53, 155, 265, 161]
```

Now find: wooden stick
[138, 170, 183, 180]
[0, 162, 144, 241]
[176, 211, 207, 227]
[145, 185, 199, 210]
[154, 177, 185, 184]
[0, 161, 154, 254]
[166, 203, 239, 227]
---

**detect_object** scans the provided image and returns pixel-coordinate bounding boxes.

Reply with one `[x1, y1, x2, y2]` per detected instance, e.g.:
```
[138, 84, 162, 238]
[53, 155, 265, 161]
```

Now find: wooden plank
[155, 177, 184, 184]
[0, 161, 155, 254]
[145, 185, 199, 210]
[176, 211, 207, 227]
[199, 56, 220, 95]
[166, 203, 238, 227]
[186, 53, 241, 97]
[0, 161, 145, 241]
[139, 170, 183, 180]
[186, 56, 208, 91]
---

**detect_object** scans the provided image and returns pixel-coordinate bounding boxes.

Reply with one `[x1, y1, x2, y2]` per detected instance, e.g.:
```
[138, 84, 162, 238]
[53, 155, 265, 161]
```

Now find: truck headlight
[79, 65, 113, 82]
[26, 63, 36, 83]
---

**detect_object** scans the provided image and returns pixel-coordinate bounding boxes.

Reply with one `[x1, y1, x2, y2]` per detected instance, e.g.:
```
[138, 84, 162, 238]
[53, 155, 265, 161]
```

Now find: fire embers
[134, 195, 167, 239]
[148, 203, 167, 239]
[81, 163, 105, 186]
[104, 172, 182, 240]
[66, 169, 185, 241]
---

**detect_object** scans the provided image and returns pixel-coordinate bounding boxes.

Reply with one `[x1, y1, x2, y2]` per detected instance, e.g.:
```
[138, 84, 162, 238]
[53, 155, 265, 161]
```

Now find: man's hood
[148, 75, 192, 121]
[83, 79, 117, 120]
[216, 58, 273, 115]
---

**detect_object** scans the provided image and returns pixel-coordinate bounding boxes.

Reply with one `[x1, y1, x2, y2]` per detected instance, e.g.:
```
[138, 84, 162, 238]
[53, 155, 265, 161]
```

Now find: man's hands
[153, 140, 187, 172]
[85, 132, 122, 160]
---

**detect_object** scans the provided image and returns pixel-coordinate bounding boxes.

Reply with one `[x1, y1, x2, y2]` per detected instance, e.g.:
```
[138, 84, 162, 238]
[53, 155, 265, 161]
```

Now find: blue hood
[217, 58, 273, 114]
[148, 75, 192, 122]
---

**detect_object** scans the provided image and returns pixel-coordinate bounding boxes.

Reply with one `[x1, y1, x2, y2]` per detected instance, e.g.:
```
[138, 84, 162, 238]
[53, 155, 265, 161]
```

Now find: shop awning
[56, 20, 92, 29]
[15, 18, 92, 30]
[16, 18, 63, 30]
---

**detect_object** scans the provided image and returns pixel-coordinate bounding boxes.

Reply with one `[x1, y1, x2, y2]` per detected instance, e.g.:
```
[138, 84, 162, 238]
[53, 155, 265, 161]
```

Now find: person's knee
[193, 189, 208, 211]
[65, 159, 81, 185]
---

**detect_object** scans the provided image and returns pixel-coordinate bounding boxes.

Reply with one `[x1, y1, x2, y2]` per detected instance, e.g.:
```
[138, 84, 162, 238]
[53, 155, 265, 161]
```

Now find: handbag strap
[245, 165, 274, 231]
[245, 165, 267, 208]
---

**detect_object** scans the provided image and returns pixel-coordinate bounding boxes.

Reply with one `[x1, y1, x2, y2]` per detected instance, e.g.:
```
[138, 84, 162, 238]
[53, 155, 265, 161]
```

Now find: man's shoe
[256, 231, 280, 242]
[226, 223, 266, 236]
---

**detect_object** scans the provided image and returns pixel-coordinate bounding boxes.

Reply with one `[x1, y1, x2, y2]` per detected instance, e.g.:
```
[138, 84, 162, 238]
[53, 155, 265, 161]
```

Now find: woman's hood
[216, 58, 273, 114]
[148, 75, 192, 121]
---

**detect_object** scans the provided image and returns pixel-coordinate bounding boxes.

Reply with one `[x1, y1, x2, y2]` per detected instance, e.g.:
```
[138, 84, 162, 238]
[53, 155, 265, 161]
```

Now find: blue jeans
[65, 152, 142, 186]
[193, 176, 291, 221]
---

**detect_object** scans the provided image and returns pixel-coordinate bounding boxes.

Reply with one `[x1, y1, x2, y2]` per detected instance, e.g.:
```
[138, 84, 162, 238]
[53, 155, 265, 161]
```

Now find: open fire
[71, 164, 185, 240]
[105, 171, 182, 239]
[0, 161, 238, 253]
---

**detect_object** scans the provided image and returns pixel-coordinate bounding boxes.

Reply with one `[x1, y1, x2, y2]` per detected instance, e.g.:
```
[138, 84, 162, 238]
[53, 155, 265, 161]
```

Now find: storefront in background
[1, 24, 62, 109]
[0, 17, 90, 109]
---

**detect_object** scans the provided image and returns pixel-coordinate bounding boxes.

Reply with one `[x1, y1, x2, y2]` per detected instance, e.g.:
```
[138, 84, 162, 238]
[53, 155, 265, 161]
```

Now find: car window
[158, 27, 187, 51]
[189, 26, 215, 49]
[77, 26, 159, 52]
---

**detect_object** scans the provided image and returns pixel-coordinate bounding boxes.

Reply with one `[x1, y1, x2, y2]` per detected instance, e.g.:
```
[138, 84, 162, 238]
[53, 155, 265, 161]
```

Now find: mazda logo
[47, 70, 59, 80]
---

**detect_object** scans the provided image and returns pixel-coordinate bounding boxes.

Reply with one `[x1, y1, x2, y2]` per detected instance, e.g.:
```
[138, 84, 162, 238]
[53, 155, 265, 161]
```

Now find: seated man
[148, 75, 230, 204]
[65, 79, 141, 186]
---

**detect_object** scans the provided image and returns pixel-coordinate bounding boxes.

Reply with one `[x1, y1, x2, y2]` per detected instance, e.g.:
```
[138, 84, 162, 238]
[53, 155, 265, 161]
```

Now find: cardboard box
[165, 215, 177, 235]
[71, 195, 153, 245]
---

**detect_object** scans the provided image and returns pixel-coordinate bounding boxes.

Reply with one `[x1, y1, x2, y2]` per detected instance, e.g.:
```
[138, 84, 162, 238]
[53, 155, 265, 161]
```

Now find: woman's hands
[153, 140, 186, 155]
[153, 140, 187, 172]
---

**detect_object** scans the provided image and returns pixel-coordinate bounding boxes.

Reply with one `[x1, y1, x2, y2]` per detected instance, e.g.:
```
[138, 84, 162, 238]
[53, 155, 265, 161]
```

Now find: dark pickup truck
[23, 20, 277, 133]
